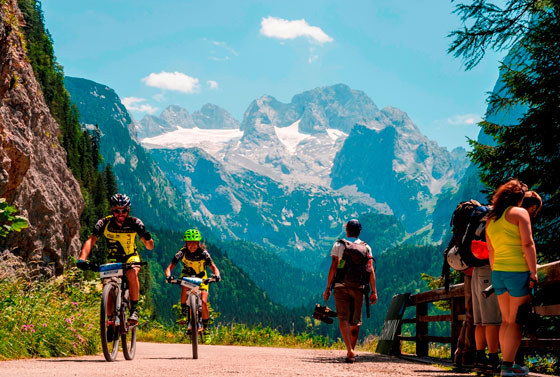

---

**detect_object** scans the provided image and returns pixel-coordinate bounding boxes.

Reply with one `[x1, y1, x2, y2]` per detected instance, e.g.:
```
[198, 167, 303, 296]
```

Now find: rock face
[0, 1, 83, 274]
[64, 76, 193, 231]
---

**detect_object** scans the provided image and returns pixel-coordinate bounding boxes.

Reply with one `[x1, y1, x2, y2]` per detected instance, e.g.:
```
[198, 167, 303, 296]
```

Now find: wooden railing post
[416, 302, 428, 357]
[450, 296, 463, 359]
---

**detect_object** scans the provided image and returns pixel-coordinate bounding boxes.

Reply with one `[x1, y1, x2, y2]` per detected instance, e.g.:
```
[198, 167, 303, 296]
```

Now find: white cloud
[260, 16, 333, 44]
[142, 71, 200, 93]
[447, 114, 482, 126]
[206, 39, 238, 61]
[207, 80, 219, 90]
[152, 93, 166, 102]
[121, 97, 158, 114]
[211, 40, 239, 56]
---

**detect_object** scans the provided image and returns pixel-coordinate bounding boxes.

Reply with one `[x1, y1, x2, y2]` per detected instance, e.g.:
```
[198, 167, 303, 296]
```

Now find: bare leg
[486, 325, 500, 353]
[350, 325, 360, 350]
[475, 325, 487, 350]
[126, 267, 140, 301]
[180, 287, 188, 304]
[338, 319, 355, 359]
[201, 291, 209, 320]
[497, 292, 531, 362]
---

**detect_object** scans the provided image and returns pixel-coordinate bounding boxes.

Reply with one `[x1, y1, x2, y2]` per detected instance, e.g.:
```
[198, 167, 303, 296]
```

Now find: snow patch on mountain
[275, 120, 309, 153]
[141, 127, 243, 155]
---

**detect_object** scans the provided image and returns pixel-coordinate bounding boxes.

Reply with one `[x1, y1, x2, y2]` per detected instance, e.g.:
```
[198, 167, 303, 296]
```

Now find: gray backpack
[334, 239, 371, 288]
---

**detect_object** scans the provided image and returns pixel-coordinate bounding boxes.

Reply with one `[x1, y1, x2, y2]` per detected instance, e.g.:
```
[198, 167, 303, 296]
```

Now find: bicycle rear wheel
[188, 294, 199, 359]
[100, 283, 119, 361]
[121, 289, 137, 360]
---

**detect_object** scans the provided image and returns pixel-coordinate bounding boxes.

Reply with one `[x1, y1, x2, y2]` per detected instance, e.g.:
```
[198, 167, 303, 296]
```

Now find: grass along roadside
[0, 257, 100, 359]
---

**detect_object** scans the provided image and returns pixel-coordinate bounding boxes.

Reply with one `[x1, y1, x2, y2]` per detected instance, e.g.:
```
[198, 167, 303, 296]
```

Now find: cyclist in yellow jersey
[165, 229, 221, 330]
[77, 193, 154, 323]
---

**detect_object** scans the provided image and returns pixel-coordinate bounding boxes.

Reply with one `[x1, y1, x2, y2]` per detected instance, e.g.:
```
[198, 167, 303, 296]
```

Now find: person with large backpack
[444, 200, 480, 367]
[323, 219, 377, 363]
[466, 206, 502, 374]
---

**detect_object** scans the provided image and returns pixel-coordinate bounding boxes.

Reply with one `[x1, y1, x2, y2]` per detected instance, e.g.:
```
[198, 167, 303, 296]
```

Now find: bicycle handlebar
[166, 275, 219, 285]
[78, 261, 148, 271]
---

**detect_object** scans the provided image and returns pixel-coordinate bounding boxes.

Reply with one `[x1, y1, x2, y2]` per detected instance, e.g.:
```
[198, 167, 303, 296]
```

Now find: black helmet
[109, 193, 131, 208]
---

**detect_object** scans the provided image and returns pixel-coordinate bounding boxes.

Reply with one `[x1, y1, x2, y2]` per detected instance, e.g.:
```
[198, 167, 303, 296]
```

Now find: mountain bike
[167, 275, 218, 359]
[79, 261, 148, 361]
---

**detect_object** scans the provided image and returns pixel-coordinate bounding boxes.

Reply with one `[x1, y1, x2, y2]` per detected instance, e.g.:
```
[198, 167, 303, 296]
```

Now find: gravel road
[0, 342, 472, 377]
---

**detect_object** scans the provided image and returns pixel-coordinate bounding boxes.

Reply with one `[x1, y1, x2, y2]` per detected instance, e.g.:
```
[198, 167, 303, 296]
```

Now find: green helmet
[183, 229, 202, 242]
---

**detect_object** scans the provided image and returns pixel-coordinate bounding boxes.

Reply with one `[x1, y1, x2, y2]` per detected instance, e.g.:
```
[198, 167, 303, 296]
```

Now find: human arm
[367, 258, 377, 305]
[209, 262, 221, 281]
[486, 231, 494, 270]
[78, 235, 98, 260]
[515, 207, 538, 287]
[165, 262, 176, 281]
[141, 236, 154, 250]
[324, 256, 338, 301]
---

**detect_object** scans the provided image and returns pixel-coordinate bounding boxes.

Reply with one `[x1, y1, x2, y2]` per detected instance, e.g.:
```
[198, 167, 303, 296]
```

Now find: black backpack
[442, 200, 490, 288]
[450, 200, 481, 247]
[334, 239, 371, 288]
[457, 205, 491, 268]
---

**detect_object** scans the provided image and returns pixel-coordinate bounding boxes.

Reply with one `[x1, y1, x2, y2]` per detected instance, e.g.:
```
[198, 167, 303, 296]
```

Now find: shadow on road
[39, 359, 107, 363]
[143, 357, 194, 360]
[303, 353, 414, 364]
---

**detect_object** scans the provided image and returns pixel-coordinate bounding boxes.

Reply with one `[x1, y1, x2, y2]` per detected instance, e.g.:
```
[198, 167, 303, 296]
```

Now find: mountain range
[140, 83, 469, 235]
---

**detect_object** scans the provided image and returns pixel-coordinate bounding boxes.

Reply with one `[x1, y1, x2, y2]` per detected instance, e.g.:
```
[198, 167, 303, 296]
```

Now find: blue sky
[41, 0, 505, 151]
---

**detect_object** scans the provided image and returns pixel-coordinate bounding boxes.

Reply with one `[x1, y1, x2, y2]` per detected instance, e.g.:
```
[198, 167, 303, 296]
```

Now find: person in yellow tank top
[485, 179, 538, 376]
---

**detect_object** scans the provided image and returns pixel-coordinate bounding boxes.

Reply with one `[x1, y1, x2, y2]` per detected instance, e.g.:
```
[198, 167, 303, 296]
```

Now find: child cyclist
[165, 229, 221, 331]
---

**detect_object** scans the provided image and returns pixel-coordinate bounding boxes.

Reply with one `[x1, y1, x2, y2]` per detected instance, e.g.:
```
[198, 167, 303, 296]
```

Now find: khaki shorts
[333, 286, 364, 326]
[472, 265, 501, 325]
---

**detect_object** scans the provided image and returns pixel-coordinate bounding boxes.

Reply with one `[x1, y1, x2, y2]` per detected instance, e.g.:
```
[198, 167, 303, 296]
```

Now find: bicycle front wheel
[121, 289, 137, 360]
[188, 294, 199, 359]
[100, 283, 119, 361]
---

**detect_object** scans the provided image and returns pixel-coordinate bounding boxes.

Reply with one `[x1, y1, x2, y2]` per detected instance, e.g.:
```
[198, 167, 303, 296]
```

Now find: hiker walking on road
[324, 219, 377, 363]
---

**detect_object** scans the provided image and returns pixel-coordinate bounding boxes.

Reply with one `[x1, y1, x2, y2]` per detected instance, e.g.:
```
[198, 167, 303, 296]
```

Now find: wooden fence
[377, 260, 560, 357]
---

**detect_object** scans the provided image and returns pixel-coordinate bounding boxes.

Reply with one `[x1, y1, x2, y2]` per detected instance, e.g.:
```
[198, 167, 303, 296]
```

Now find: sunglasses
[112, 208, 129, 215]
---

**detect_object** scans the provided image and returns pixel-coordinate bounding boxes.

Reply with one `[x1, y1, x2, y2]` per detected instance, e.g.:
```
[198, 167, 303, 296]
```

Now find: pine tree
[104, 164, 118, 199]
[449, 0, 560, 262]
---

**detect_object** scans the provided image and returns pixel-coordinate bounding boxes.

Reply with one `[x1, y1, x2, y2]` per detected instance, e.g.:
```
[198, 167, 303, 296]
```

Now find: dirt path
[0, 342, 471, 377]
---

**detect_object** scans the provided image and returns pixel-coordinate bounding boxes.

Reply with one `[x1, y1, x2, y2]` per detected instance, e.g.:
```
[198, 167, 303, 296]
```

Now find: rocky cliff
[0, 1, 83, 274]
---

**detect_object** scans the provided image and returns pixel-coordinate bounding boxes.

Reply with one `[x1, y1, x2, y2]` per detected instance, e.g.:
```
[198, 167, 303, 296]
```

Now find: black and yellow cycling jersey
[92, 215, 152, 263]
[171, 246, 214, 291]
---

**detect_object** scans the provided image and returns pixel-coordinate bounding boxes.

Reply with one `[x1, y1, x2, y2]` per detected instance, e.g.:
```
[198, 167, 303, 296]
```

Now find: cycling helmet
[183, 229, 202, 242]
[109, 193, 131, 208]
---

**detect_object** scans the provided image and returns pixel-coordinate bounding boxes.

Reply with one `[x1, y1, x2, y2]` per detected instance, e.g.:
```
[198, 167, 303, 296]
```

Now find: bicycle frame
[167, 276, 217, 359]
[79, 261, 147, 361]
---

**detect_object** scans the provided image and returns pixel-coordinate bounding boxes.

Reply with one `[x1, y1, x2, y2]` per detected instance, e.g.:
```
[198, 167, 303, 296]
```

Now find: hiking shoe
[315, 304, 337, 317]
[500, 364, 529, 376]
[128, 310, 139, 324]
[312, 311, 334, 324]
[487, 359, 501, 375]
[453, 349, 462, 367]
[462, 352, 475, 368]
[474, 358, 489, 373]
